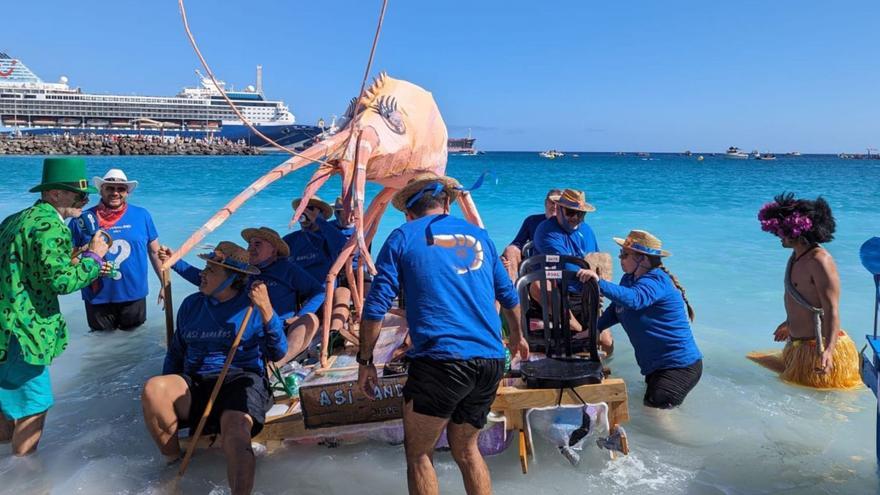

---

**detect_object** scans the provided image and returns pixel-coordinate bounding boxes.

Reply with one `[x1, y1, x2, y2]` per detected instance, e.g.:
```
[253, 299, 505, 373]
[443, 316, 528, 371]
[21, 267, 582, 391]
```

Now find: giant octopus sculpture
[162, 73, 486, 367]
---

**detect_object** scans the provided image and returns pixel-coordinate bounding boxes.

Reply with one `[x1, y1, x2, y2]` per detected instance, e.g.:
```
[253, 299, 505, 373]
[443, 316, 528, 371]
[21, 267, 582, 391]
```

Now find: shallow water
[0, 152, 878, 494]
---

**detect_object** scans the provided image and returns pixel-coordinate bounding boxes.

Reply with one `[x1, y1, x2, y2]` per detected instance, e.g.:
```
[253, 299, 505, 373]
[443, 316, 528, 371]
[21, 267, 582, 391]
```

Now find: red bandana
[96, 202, 128, 229]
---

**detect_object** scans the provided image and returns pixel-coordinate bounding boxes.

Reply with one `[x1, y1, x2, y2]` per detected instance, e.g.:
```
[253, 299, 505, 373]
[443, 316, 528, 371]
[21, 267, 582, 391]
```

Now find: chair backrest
[521, 240, 535, 259]
[515, 268, 601, 361]
[519, 253, 591, 278]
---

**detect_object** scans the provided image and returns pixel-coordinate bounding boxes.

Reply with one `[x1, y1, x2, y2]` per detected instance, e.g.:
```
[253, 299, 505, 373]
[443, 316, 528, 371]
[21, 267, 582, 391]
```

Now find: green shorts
[0, 336, 53, 420]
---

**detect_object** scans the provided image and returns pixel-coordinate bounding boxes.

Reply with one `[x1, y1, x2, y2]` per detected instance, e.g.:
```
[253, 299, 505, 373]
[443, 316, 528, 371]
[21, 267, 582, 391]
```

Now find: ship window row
[0, 102, 277, 113]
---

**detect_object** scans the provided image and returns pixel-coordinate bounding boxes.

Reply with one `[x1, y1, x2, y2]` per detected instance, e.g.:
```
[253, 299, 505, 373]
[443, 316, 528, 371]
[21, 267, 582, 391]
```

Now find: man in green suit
[0, 158, 110, 456]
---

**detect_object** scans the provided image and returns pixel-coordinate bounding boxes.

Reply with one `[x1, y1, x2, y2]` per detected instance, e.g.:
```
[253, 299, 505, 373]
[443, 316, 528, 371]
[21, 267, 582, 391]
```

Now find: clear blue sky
[4, 1, 878, 152]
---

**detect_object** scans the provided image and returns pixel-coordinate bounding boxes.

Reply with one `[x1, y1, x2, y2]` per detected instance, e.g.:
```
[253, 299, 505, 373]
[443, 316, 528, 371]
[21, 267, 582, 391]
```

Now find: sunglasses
[561, 207, 585, 219]
[67, 190, 88, 204]
[103, 185, 128, 193]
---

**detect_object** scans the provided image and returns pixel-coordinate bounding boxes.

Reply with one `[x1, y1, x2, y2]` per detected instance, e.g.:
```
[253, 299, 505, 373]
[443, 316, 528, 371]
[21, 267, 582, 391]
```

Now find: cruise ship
[0, 52, 321, 147]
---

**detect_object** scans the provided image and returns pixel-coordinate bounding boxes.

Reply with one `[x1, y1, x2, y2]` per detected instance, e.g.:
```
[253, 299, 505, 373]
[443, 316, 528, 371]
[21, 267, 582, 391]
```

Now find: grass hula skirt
[780, 331, 861, 390]
[748, 331, 862, 390]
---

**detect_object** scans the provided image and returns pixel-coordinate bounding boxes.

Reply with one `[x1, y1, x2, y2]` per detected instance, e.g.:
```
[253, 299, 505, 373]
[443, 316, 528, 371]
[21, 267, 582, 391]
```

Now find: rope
[177, 0, 333, 165]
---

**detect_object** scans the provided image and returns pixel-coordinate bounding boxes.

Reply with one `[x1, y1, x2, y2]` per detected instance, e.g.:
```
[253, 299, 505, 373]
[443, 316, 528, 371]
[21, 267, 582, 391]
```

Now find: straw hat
[554, 188, 595, 213]
[391, 173, 463, 211]
[613, 230, 671, 257]
[197, 241, 260, 275]
[292, 196, 333, 220]
[241, 226, 290, 258]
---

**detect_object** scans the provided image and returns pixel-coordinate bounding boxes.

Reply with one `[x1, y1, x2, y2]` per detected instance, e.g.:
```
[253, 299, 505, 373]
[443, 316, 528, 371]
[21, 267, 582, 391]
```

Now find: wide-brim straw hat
[392, 173, 463, 212]
[613, 229, 671, 257]
[197, 241, 260, 275]
[555, 188, 595, 212]
[93, 168, 138, 193]
[292, 196, 333, 220]
[241, 226, 290, 258]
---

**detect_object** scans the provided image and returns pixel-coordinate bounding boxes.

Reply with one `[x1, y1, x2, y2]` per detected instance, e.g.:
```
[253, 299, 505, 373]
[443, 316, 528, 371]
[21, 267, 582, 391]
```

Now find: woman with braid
[577, 230, 702, 408]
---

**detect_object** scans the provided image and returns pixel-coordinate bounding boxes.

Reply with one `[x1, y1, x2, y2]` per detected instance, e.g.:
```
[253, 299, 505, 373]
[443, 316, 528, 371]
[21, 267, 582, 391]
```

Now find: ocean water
[0, 152, 878, 494]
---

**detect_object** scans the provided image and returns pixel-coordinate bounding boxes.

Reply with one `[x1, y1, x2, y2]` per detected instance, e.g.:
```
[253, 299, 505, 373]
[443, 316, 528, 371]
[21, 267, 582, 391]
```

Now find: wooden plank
[300, 374, 406, 429]
[492, 378, 628, 413]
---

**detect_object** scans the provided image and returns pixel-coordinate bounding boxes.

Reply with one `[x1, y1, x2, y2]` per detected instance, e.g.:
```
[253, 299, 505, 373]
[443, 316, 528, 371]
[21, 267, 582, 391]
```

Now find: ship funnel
[256, 65, 263, 95]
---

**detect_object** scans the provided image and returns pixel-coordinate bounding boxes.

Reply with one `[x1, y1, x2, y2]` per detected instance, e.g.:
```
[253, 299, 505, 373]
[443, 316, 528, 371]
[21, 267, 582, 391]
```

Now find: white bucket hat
[93, 168, 138, 193]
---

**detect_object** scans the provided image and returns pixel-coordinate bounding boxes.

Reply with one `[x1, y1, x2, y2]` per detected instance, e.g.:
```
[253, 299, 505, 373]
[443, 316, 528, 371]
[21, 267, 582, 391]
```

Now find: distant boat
[636, 152, 650, 157]
[697, 155, 704, 161]
[787, 151, 801, 156]
[754, 153, 777, 161]
[683, 150, 692, 156]
[448, 131, 479, 156]
[540, 150, 564, 159]
[725, 146, 749, 159]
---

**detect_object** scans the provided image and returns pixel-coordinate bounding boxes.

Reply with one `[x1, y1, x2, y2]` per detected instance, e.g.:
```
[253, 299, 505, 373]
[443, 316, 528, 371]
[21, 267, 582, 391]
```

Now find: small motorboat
[754, 153, 777, 161]
[725, 146, 749, 159]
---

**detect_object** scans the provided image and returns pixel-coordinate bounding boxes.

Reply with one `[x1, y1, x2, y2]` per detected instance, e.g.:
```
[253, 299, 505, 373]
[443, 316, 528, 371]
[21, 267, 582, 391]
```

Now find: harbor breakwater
[0, 134, 261, 155]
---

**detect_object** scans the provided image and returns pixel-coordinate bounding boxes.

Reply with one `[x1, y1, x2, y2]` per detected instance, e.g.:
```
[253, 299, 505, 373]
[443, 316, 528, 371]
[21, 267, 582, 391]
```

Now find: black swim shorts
[403, 357, 504, 429]
[85, 298, 147, 331]
[643, 359, 702, 409]
[182, 369, 272, 436]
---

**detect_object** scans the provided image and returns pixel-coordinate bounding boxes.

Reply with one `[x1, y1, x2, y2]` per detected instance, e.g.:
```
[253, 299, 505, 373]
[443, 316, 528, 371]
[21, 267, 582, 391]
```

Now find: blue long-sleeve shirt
[163, 290, 287, 376]
[509, 213, 546, 250]
[362, 214, 519, 360]
[171, 258, 325, 320]
[533, 217, 599, 293]
[282, 217, 348, 284]
[597, 269, 702, 376]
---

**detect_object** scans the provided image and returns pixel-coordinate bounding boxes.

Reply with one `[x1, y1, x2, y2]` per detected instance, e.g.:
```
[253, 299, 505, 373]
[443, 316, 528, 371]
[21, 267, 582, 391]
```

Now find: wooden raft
[188, 313, 630, 462]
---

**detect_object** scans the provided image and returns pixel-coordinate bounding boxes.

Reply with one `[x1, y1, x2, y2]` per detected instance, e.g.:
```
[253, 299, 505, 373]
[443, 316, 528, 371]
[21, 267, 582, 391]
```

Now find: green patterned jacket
[0, 201, 101, 365]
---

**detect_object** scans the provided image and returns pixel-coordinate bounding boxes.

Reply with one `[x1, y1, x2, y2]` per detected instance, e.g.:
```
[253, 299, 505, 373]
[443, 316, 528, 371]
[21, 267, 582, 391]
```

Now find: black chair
[521, 240, 535, 259]
[519, 253, 590, 278]
[515, 267, 604, 388]
[519, 254, 593, 353]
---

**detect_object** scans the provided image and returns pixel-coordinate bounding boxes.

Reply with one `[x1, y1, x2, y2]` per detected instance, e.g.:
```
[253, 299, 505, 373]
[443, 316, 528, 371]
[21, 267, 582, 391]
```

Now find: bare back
[784, 247, 840, 340]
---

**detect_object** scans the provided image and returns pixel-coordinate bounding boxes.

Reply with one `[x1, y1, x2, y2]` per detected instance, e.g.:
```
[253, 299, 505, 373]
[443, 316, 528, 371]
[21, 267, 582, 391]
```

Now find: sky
[3, 0, 878, 152]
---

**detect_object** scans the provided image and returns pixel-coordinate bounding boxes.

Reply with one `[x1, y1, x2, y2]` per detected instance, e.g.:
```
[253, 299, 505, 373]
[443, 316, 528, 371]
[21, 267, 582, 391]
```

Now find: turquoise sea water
[0, 152, 878, 494]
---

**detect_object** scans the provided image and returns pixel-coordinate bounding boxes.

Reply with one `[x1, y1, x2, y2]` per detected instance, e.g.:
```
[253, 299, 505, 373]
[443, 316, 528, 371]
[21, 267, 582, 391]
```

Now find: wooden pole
[178, 305, 255, 477]
[162, 269, 174, 346]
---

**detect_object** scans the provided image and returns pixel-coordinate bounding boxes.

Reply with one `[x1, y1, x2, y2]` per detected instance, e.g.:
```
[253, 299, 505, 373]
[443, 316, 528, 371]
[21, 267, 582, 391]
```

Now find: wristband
[356, 352, 374, 367]
[81, 250, 104, 266]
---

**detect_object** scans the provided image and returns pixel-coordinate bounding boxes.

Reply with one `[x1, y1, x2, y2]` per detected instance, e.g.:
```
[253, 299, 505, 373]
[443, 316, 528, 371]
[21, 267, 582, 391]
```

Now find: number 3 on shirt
[107, 239, 131, 281]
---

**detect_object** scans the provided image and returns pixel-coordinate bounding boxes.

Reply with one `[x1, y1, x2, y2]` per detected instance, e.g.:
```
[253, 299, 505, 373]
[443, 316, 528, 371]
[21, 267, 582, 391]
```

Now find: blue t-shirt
[597, 269, 702, 376]
[533, 217, 599, 293]
[171, 258, 325, 320]
[69, 204, 158, 304]
[282, 217, 348, 285]
[509, 213, 546, 250]
[163, 290, 287, 376]
[362, 214, 520, 360]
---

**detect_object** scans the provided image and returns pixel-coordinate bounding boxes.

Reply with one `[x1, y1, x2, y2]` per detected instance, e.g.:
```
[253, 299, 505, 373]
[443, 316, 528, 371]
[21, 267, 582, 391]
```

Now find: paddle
[859, 237, 880, 338]
[177, 305, 255, 477]
[161, 269, 174, 346]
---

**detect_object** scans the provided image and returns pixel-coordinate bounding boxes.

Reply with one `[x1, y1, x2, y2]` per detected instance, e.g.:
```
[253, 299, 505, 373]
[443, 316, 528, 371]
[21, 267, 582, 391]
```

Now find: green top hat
[29, 157, 98, 194]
